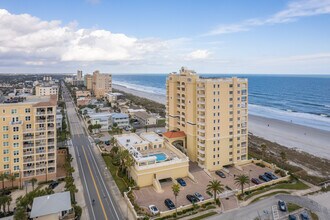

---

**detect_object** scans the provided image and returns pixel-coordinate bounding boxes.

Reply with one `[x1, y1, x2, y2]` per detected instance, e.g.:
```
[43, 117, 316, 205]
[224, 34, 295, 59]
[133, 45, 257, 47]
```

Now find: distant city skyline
[0, 0, 330, 74]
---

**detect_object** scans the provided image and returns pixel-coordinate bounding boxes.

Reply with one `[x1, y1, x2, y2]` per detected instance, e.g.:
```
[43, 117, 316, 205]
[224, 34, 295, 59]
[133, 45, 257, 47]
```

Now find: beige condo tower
[166, 67, 248, 171]
[92, 70, 112, 98]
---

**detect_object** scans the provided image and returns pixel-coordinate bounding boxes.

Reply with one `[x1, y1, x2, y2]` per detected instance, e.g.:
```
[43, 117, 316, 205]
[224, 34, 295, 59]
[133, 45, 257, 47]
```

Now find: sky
[0, 0, 330, 74]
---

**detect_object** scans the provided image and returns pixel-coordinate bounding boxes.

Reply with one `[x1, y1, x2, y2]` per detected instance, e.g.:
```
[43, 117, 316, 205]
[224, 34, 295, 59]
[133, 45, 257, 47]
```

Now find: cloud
[185, 49, 211, 60]
[206, 0, 330, 36]
[0, 9, 170, 67]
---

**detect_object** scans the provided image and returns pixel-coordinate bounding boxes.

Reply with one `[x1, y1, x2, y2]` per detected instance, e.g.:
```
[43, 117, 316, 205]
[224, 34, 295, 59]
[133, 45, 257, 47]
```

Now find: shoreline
[113, 84, 330, 160]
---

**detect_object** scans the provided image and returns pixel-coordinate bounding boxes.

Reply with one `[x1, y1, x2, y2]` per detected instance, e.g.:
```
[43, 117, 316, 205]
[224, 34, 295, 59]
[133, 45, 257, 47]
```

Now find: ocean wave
[249, 104, 330, 131]
[113, 80, 166, 95]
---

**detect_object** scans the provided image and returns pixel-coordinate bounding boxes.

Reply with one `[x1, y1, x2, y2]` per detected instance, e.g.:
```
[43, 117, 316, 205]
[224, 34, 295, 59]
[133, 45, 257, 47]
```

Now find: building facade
[84, 74, 93, 90]
[77, 70, 83, 81]
[110, 113, 129, 128]
[0, 95, 57, 186]
[92, 70, 112, 98]
[35, 85, 58, 97]
[166, 67, 248, 171]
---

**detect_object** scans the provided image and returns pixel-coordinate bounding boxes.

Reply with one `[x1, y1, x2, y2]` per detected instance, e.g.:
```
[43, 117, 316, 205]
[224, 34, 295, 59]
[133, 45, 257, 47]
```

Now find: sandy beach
[113, 84, 330, 160]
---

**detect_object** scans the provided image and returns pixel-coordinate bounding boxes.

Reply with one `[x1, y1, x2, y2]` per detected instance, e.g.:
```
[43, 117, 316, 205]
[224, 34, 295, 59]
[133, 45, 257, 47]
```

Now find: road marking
[75, 142, 96, 220]
[272, 205, 280, 220]
[82, 146, 109, 220]
[86, 140, 121, 220]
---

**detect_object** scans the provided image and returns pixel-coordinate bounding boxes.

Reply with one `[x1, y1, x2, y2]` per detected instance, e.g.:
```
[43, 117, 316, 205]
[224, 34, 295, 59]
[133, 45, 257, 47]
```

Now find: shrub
[256, 162, 265, 168]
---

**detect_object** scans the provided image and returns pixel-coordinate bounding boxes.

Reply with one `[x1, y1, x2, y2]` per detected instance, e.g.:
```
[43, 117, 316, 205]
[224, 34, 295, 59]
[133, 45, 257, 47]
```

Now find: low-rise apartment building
[0, 95, 57, 186]
[134, 111, 157, 126]
[76, 97, 91, 107]
[75, 90, 91, 98]
[35, 84, 58, 98]
[110, 113, 129, 128]
[114, 132, 189, 189]
[89, 113, 112, 131]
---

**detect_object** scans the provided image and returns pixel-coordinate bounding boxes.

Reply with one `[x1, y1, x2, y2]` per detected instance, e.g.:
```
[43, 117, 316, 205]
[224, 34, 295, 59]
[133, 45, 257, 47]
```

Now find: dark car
[48, 181, 59, 189]
[164, 199, 175, 210]
[215, 170, 226, 178]
[265, 172, 278, 180]
[251, 178, 262, 185]
[288, 214, 297, 220]
[186, 195, 199, 203]
[278, 200, 287, 212]
[176, 178, 186, 186]
[259, 174, 271, 182]
[300, 212, 309, 220]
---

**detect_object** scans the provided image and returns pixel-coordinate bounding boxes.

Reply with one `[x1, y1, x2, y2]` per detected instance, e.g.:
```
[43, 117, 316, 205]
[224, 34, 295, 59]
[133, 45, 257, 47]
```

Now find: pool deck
[141, 148, 179, 162]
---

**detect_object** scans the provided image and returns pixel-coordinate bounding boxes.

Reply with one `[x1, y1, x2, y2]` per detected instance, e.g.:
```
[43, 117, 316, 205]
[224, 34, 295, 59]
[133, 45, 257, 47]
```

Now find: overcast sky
[0, 0, 330, 74]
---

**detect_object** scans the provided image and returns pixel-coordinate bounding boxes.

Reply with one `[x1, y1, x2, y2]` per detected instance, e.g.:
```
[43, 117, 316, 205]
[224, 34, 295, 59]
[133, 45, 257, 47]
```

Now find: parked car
[265, 172, 278, 180]
[300, 212, 309, 220]
[176, 178, 186, 186]
[164, 199, 175, 210]
[148, 205, 159, 215]
[251, 178, 262, 185]
[186, 195, 199, 203]
[259, 174, 271, 182]
[288, 214, 297, 220]
[194, 192, 204, 201]
[278, 200, 287, 212]
[48, 181, 59, 189]
[215, 170, 226, 178]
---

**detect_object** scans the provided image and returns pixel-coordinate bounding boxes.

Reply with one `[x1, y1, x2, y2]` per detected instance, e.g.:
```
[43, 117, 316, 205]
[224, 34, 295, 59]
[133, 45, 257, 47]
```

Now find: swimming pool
[146, 153, 167, 162]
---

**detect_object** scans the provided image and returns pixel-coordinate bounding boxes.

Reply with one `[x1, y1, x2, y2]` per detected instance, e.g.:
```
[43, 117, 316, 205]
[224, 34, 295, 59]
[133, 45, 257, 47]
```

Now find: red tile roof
[163, 131, 186, 139]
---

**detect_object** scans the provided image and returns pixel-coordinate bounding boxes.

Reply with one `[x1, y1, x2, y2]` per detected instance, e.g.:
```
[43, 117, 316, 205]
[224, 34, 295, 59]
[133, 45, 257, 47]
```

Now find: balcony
[198, 148, 205, 154]
[36, 157, 46, 161]
[197, 135, 205, 140]
[23, 144, 34, 149]
[35, 135, 46, 140]
[36, 120, 46, 123]
[24, 172, 35, 177]
[36, 112, 46, 115]
[36, 127, 46, 131]
[23, 135, 34, 140]
[10, 120, 23, 125]
[23, 151, 34, 155]
[23, 157, 34, 163]
[23, 165, 35, 170]
[198, 155, 205, 161]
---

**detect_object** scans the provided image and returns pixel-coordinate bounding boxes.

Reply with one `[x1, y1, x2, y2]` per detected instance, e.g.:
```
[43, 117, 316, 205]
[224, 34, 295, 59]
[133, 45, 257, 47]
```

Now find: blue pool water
[149, 153, 167, 162]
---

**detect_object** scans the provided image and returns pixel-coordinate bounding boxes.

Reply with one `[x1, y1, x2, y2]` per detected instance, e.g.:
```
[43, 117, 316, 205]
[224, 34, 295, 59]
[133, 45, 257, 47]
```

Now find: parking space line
[272, 205, 280, 220]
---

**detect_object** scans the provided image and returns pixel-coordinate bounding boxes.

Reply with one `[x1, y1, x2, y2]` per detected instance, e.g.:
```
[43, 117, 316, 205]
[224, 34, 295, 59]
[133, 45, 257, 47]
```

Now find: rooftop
[140, 132, 163, 143]
[30, 191, 71, 218]
[1, 95, 57, 106]
[163, 131, 186, 139]
[111, 113, 129, 119]
[116, 133, 149, 147]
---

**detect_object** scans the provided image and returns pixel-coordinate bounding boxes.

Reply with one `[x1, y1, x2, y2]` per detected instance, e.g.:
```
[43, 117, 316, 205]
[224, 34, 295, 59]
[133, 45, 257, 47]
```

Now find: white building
[134, 111, 157, 125]
[110, 113, 129, 128]
[56, 108, 63, 130]
[89, 112, 112, 131]
[106, 92, 123, 103]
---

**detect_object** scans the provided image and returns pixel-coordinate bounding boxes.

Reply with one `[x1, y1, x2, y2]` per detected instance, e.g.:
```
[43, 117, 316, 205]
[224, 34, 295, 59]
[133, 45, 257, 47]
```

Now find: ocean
[112, 74, 330, 132]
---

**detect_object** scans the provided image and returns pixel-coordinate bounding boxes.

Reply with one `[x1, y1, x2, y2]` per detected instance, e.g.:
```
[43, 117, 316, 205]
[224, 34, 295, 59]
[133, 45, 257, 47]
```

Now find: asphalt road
[62, 83, 123, 220]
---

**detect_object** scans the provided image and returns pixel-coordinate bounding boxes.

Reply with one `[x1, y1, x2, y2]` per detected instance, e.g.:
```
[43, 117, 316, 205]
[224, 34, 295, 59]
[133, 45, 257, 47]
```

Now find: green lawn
[250, 191, 290, 203]
[287, 202, 302, 212]
[244, 180, 309, 200]
[190, 211, 218, 220]
[102, 155, 129, 193]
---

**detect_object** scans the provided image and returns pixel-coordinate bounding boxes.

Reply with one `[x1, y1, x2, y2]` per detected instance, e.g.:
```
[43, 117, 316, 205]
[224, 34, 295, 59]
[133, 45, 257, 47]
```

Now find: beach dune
[113, 84, 330, 160]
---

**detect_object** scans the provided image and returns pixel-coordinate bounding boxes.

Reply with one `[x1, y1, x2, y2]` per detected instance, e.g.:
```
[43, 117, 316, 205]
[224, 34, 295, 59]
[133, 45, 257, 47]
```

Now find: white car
[148, 205, 159, 215]
[194, 192, 204, 201]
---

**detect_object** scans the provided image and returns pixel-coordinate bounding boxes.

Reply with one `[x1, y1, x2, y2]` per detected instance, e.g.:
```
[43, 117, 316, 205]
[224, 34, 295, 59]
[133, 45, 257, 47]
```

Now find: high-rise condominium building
[0, 95, 57, 186]
[166, 67, 248, 171]
[84, 74, 93, 90]
[77, 70, 83, 81]
[92, 70, 112, 98]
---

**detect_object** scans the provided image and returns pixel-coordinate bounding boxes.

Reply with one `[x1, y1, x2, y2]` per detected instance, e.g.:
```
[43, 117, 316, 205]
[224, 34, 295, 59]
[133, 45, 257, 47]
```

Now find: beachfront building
[110, 113, 129, 128]
[92, 70, 112, 98]
[0, 95, 57, 187]
[114, 132, 189, 189]
[84, 74, 93, 90]
[166, 67, 248, 171]
[105, 92, 123, 103]
[134, 111, 158, 126]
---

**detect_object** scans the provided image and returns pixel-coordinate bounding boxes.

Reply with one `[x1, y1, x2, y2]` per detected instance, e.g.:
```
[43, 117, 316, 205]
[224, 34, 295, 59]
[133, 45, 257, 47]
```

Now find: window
[13, 143, 19, 148]
[3, 142, 9, 147]
[13, 135, 19, 140]
[3, 164, 9, 169]
[13, 150, 19, 156]
[14, 158, 19, 163]
[229, 91, 233, 95]
[25, 108, 31, 113]
[3, 149, 9, 154]
[25, 116, 30, 121]
[2, 126, 8, 131]
[3, 157, 9, 162]
[11, 109, 17, 114]
[229, 84, 233, 88]
[2, 109, 5, 113]
[14, 166, 20, 171]
[3, 134, 8, 139]
[13, 127, 19, 132]
[26, 124, 32, 129]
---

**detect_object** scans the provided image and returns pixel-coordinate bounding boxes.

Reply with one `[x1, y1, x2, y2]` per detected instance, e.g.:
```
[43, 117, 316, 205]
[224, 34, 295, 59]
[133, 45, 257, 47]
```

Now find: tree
[234, 174, 250, 195]
[280, 151, 287, 163]
[206, 180, 224, 203]
[261, 143, 267, 161]
[0, 196, 5, 213]
[7, 174, 16, 189]
[30, 178, 38, 191]
[14, 206, 28, 220]
[125, 155, 135, 179]
[0, 173, 8, 189]
[172, 184, 180, 217]
[6, 195, 12, 213]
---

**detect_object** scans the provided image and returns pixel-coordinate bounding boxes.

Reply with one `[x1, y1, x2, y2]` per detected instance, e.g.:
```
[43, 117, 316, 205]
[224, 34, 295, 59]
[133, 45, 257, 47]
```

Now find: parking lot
[211, 163, 279, 191]
[134, 162, 212, 212]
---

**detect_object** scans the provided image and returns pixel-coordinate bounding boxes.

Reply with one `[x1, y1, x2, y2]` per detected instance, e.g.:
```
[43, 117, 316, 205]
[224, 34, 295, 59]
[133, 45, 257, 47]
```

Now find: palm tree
[7, 174, 16, 189]
[234, 174, 250, 195]
[125, 155, 135, 179]
[0, 173, 8, 189]
[6, 195, 12, 213]
[206, 180, 224, 203]
[172, 184, 180, 217]
[30, 178, 38, 191]
[118, 149, 129, 173]
[261, 143, 267, 160]
[0, 196, 6, 213]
